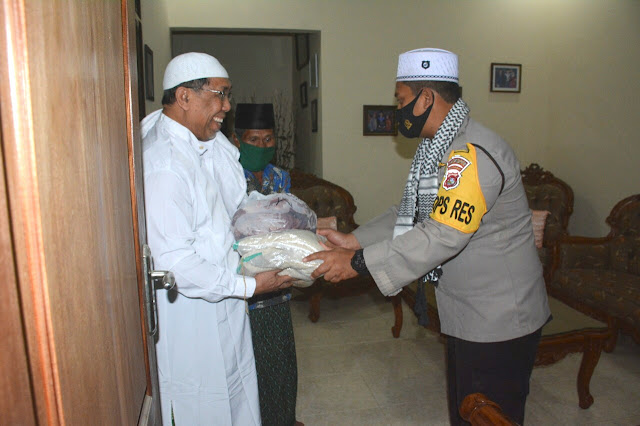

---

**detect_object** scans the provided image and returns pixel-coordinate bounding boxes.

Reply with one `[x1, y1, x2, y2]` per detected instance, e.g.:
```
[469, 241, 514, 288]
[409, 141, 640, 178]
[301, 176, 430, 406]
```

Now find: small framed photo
[490, 63, 521, 93]
[363, 105, 397, 136]
[144, 44, 154, 101]
[311, 99, 318, 133]
[309, 53, 319, 88]
[295, 34, 309, 70]
[300, 82, 308, 108]
[135, 20, 145, 118]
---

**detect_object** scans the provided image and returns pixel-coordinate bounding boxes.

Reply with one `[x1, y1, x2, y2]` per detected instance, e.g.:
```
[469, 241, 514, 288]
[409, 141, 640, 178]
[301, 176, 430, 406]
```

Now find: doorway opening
[171, 29, 322, 176]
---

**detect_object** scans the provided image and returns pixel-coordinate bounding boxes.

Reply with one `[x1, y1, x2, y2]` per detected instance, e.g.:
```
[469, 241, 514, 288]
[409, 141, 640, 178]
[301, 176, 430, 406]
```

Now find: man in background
[142, 52, 293, 425]
[233, 103, 291, 195]
[232, 103, 304, 426]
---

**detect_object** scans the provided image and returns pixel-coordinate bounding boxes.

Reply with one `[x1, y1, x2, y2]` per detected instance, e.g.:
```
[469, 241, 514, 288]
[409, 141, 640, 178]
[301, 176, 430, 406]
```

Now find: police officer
[305, 48, 550, 425]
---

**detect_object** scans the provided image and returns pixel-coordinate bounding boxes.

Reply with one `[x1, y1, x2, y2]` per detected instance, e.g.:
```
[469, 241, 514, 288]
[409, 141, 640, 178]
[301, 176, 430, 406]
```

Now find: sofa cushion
[559, 242, 611, 270]
[550, 269, 640, 333]
[610, 236, 632, 273]
[632, 247, 640, 275]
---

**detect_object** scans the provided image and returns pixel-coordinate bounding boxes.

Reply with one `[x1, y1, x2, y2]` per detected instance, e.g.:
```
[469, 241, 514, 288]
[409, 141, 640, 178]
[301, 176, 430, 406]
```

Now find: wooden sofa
[549, 194, 640, 351]
[289, 169, 403, 337]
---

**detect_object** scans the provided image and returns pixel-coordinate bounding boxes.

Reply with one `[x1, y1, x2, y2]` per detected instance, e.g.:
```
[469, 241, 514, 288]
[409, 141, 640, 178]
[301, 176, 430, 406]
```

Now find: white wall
[545, 1, 640, 235]
[171, 33, 293, 105]
[294, 32, 322, 176]
[141, 0, 171, 114]
[145, 0, 640, 236]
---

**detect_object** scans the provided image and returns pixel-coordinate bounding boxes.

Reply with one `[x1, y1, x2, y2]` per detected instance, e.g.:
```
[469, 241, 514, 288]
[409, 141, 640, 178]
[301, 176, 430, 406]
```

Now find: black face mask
[396, 90, 433, 139]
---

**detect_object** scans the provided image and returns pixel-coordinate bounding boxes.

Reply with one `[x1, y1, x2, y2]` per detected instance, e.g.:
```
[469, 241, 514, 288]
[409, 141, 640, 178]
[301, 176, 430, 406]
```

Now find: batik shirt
[244, 163, 291, 195]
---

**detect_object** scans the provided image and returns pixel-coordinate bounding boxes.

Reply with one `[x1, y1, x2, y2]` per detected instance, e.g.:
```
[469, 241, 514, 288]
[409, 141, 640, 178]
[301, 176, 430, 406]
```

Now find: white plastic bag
[234, 229, 324, 287]
[232, 191, 317, 240]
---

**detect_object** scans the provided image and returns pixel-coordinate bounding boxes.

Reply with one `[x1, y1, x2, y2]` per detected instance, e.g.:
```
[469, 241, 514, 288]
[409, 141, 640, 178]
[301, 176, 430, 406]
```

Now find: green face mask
[239, 142, 275, 172]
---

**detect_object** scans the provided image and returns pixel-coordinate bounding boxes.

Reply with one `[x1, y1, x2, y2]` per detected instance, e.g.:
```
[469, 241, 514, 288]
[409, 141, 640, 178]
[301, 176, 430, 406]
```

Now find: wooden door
[0, 0, 154, 424]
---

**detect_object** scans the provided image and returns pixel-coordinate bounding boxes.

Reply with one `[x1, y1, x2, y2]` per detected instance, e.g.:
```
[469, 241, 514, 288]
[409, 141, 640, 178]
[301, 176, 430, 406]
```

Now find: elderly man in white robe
[141, 52, 294, 426]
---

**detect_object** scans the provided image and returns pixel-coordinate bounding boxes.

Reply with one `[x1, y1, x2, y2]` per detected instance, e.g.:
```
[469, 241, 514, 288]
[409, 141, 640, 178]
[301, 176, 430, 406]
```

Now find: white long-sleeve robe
[141, 110, 260, 425]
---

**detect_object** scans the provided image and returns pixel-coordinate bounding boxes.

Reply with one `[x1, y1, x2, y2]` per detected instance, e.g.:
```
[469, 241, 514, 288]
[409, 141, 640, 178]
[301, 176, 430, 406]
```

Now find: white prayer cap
[396, 48, 458, 83]
[162, 52, 229, 90]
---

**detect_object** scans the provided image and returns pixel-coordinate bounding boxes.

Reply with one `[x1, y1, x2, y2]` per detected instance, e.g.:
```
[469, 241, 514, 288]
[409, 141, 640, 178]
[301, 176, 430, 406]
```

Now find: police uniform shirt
[353, 116, 550, 343]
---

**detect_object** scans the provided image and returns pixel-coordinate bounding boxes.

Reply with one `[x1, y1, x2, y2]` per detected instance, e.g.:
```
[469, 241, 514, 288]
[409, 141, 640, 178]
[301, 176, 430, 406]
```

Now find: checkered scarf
[392, 98, 470, 285]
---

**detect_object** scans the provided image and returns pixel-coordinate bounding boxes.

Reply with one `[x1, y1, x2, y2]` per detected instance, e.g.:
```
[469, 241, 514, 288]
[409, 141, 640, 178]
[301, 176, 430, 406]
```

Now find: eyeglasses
[202, 88, 232, 102]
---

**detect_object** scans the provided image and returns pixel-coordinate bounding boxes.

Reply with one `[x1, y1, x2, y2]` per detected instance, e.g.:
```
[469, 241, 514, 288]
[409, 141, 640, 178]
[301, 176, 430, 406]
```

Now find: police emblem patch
[431, 144, 486, 234]
[442, 155, 470, 190]
[422, 60, 430, 69]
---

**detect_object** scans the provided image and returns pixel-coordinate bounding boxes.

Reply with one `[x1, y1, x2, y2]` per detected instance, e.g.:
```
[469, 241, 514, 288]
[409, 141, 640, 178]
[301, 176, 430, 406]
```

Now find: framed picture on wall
[144, 44, 154, 101]
[311, 99, 318, 133]
[135, 20, 145, 118]
[309, 53, 319, 88]
[300, 82, 308, 108]
[295, 34, 309, 70]
[490, 63, 521, 93]
[363, 105, 397, 136]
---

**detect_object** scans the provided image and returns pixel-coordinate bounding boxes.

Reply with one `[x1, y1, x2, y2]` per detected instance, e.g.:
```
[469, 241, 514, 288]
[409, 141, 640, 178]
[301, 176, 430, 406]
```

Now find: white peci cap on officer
[396, 48, 458, 83]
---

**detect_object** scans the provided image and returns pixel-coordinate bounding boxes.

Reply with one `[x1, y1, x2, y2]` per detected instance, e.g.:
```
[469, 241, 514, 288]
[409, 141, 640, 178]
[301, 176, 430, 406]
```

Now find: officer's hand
[304, 247, 358, 283]
[317, 229, 361, 250]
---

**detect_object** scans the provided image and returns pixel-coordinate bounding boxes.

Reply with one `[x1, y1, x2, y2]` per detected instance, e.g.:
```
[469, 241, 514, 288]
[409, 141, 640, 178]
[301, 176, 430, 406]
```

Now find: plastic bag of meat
[233, 229, 325, 287]
[231, 191, 317, 240]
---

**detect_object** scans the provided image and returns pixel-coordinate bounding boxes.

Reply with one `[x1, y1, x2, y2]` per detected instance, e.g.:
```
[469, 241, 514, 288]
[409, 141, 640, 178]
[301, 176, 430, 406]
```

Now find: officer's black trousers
[446, 326, 542, 425]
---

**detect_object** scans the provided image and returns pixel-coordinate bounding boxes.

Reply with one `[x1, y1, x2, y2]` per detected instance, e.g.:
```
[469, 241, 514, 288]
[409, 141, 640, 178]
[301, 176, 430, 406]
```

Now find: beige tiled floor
[290, 288, 640, 425]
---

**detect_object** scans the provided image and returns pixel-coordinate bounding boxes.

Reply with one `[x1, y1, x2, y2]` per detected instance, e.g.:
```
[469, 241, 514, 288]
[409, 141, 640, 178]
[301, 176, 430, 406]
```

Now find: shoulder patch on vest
[430, 144, 487, 234]
[442, 155, 470, 190]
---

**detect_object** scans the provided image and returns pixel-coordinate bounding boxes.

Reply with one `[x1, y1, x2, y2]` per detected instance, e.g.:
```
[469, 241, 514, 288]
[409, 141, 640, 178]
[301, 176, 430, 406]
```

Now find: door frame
[122, 0, 162, 423]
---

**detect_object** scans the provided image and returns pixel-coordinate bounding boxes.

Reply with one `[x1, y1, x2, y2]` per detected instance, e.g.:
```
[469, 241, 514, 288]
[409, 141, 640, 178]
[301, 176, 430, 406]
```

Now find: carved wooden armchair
[549, 194, 640, 350]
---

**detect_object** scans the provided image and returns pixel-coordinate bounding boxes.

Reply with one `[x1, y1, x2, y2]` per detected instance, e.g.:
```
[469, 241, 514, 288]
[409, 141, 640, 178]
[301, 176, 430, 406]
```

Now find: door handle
[150, 270, 175, 291]
[143, 244, 175, 337]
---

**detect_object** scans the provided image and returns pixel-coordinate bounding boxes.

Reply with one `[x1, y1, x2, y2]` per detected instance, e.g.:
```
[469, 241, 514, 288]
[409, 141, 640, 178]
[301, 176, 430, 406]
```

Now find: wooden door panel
[1, 0, 147, 424]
